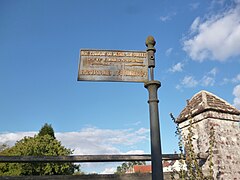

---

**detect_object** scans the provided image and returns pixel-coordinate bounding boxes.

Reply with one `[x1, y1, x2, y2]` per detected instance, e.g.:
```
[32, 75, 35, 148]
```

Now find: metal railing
[0, 154, 183, 163]
[0, 154, 205, 179]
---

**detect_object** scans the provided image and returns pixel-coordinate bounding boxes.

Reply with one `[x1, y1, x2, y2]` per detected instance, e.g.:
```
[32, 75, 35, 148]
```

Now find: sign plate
[78, 49, 148, 82]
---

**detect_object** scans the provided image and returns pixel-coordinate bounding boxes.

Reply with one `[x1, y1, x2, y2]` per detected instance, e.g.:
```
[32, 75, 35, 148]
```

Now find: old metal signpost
[78, 49, 148, 82]
[78, 36, 164, 180]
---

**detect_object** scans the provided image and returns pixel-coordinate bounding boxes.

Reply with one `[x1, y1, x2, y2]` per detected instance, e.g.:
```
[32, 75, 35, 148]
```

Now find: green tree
[0, 127, 80, 176]
[115, 161, 146, 174]
[0, 144, 8, 152]
[38, 123, 55, 139]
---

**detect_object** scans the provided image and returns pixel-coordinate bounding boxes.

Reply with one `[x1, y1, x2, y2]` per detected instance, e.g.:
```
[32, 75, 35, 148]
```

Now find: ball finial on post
[145, 36, 156, 52]
[145, 36, 156, 70]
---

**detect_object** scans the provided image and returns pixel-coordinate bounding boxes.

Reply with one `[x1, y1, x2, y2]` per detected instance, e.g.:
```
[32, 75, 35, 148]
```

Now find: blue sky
[1, 0, 240, 174]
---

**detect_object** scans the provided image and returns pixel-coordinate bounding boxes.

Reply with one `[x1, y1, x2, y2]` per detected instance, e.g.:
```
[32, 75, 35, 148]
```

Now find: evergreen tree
[38, 123, 55, 139]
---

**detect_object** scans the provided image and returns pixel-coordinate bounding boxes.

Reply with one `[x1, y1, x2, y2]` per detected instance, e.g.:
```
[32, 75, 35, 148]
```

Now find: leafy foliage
[0, 144, 8, 152]
[38, 123, 55, 139]
[0, 128, 80, 176]
[115, 161, 146, 174]
[170, 113, 185, 180]
[170, 113, 215, 180]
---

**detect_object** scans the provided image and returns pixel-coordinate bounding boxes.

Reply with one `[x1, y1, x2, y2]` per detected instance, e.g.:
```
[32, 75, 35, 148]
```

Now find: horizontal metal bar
[0, 154, 185, 163]
[0, 174, 155, 180]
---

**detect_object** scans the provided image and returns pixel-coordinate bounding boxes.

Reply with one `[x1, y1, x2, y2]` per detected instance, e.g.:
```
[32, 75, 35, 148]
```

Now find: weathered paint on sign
[78, 49, 148, 82]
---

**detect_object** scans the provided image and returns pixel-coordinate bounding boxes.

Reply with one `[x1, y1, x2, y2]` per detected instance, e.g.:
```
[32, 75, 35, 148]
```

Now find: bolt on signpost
[145, 36, 164, 180]
[77, 36, 163, 180]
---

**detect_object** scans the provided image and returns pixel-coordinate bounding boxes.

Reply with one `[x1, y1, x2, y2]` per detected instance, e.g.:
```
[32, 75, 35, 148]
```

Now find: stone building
[176, 90, 240, 180]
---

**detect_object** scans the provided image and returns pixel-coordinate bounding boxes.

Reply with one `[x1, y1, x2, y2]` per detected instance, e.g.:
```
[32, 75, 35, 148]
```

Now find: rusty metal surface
[0, 173, 179, 180]
[0, 154, 189, 163]
[78, 49, 148, 82]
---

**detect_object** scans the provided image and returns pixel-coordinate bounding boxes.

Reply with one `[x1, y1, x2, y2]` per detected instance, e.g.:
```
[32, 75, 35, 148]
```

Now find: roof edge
[176, 90, 240, 123]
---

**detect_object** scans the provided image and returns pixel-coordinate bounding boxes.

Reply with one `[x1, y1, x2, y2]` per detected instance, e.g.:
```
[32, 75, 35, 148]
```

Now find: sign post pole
[78, 37, 164, 179]
[144, 36, 164, 180]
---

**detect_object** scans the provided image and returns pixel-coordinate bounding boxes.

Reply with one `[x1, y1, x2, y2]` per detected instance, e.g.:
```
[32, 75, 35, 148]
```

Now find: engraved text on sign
[78, 50, 148, 82]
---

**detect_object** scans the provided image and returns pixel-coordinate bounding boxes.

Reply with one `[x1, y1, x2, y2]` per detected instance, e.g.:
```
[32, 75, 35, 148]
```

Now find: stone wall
[179, 109, 240, 180]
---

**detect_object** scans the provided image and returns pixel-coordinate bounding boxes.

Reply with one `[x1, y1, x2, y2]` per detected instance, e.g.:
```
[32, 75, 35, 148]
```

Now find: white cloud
[0, 127, 149, 155]
[100, 167, 116, 174]
[210, 0, 229, 7]
[232, 73, 240, 83]
[176, 68, 217, 89]
[125, 121, 141, 126]
[208, 67, 218, 76]
[160, 15, 171, 22]
[176, 75, 198, 90]
[189, 3, 200, 10]
[124, 150, 145, 154]
[0, 128, 149, 173]
[0, 132, 36, 146]
[169, 62, 184, 73]
[201, 76, 215, 86]
[165, 48, 173, 56]
[176, 84, 182, 90]
[179, 76, 198, 88]
[183, 3, 240, 61]
[201, 67, 217, 86]
[221, 73, 240, 84]
[190, 17, 201, 33]
[233, 84, 240, 109]
[135, 128, 149, 135]
[57, 127, 149, 155]
[159, 12, 176, 22]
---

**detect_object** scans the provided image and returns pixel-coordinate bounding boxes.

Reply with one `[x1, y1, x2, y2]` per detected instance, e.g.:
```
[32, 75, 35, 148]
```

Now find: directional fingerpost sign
[78, 49, 148, 82]
[77, 36, 164, 180]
